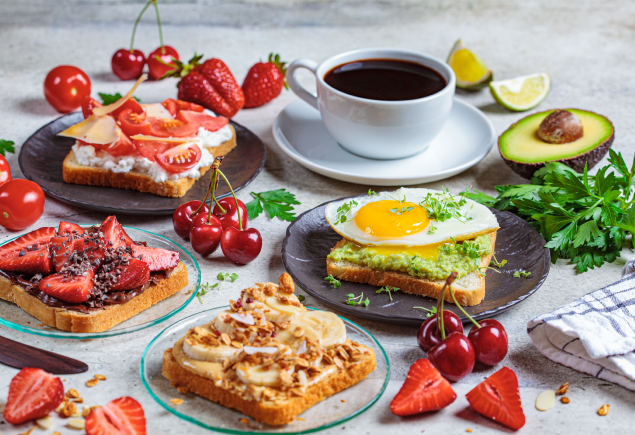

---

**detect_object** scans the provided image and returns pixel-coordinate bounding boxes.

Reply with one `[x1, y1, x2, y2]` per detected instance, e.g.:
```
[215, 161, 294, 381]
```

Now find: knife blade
[0, 335, 88, 374]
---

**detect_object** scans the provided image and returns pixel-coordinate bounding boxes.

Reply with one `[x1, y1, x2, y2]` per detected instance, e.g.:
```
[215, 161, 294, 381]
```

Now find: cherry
[189, 213, 223, 256]
[428, 332, 475, 382]
[220, 227, 262, 265]
[172, 200, 210, 240]
[147, 45, 179, 80]
[417, 310, 464, 352]
[468, 319, 508, 366]
[112, 49, 146, 80]
[213, 197, 248, 231]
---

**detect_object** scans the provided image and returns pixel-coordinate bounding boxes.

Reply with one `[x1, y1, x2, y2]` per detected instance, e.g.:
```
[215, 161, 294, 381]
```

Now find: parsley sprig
[0, 140, 15, 156]
[245, 189, 300, 222]
[463, 150, 635, 273]
[346, 293, 369, 307]
[324, 275, 341, 288]
[376, 286, 400, 301]
[98, 93, 140, 105]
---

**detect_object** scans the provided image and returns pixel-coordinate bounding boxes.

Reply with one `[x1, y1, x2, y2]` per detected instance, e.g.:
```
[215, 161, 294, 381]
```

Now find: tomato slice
[149, 117, 199, 138]
[161, 98, 178, 117]
[119, 109, 152, 137]
[81, 96, 103, 119]
[101, 133, 138, 157]
[162, 99, 205, 117]
[156, 144, 202, 173]
[176, 110, 229, 133]
[133, 140, 171, 161]
[110, 97, 144, 118]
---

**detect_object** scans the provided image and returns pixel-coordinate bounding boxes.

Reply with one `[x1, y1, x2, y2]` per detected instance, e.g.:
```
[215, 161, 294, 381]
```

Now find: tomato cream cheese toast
[162, 273, 376, 425]
[0, 217, 187, 333]
[59, 75, 236, 198]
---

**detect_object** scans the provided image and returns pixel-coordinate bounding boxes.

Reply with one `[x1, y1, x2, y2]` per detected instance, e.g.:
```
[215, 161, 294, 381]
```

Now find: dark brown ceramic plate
[18, 112, 266, 215]
[282, 197, 550, 326]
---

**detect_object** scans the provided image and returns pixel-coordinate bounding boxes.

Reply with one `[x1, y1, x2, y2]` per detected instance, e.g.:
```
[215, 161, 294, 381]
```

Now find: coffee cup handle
[287, 59, 320, 110]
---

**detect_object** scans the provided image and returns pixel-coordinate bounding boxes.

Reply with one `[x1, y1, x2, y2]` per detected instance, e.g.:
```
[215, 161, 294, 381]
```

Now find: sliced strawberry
[85, 396, 146, 435]
[390, 358, 457, 416]
[111, 258, 150, 291]
[49, 235, 103, 273]
[3, 367, 64, 425]
[130, 244, 179, 271]
[39, 269, 95, 304]
[0, 227, 56, 258]
[0, 248, 53, 274]
[466, 366, 526, 431]
[58, 221, 85, 236]
[100, 216, 130, 249]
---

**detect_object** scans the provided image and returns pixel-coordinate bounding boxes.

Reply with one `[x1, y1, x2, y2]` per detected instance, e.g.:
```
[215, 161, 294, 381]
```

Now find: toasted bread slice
[326, 232, 496, 306]
[162, 343, 377, 426]
[62, 125, 236, 198]
[0, 262, 188, 333]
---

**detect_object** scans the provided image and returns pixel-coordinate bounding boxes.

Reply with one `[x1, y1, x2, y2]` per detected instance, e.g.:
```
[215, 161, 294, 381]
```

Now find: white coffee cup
[287, 48, 455, 160]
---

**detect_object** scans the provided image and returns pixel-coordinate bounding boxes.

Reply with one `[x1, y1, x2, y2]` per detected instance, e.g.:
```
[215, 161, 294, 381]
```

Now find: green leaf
[498, 184, 542, 199]
[247, 189, 300, 222]
[245, 198, 263, 220]
[98, 92, 139, 105]
[573, 220, 601, 248]
[461, 189, 497, 206]
[0, 139, 15, 156]
[545, 222, 578, 251]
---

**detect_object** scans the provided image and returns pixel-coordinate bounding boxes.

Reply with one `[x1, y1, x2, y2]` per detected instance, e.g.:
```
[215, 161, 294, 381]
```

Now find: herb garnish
[324, 275, 341, 288]
[513, 269, 531, 278]
[194, 282, 220, 304]
[98, 92, 140, 105]
[245, 189, 300, 222]
[217, 272, 239, 282]
[413, 306, 437, 318]
[440, 237, 483, 259]
[421, 188, 473, 234]
[376, 286, 400, 301]
[346, 293, 369, 307]
[333, 200, 358, 224]
[0, 140, 15, 156]
[490, 255, 507, 268]
[368, 189, 377, 196]
[389, 194, 413, 215]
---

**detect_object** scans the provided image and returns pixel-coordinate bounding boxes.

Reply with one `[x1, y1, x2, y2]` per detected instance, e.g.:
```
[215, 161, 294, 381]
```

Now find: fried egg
[324, 187, 499, 248]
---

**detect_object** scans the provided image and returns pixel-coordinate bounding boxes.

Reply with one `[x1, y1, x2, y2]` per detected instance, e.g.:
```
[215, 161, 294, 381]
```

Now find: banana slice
[275, 323, 322, 352]
[294, 311, 346, 348]
[235, 363, 294, 387]
[264, 294, 306, 322]
[182, 325, 240, 363]
[213, 310, 246, 335]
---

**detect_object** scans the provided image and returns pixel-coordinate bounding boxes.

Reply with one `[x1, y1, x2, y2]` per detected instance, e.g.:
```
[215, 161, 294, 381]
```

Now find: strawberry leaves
[245, 189, 300, 222]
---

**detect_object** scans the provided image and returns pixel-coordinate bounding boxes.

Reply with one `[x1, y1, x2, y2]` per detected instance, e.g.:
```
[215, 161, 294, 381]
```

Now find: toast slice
[162, 342, 377, 426]
[326, 232, 497, 306]
[62, 125, 236, 198]
[0, 262, 188, 333]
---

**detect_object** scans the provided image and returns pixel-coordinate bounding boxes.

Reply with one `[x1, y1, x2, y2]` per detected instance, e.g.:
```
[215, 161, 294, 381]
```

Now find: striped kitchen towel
[527, 260, 635, 391]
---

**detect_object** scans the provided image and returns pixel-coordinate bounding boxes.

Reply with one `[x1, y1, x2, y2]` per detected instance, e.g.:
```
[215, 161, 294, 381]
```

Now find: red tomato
[156, 144, 201, 173]
[119, 109, 152, 137]
[0, 155, 12, 188]
[147, 46, 180, 80]
[44, 66, 91, 113]
[0, 179, 45, 231]
[81, 96, 103, 119]
[161, 99, 178, 117]
[176, 110, 229, 132]
[133, 140, 171, 161]
[110, 98, 144, 118]
[101, 133, 137, 157]
[149, 118, 198, 138]
[162, 99, 205, 117]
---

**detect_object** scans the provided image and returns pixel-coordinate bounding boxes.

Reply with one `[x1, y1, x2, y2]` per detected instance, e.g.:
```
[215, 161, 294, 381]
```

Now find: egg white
[324, 187, 499, 247]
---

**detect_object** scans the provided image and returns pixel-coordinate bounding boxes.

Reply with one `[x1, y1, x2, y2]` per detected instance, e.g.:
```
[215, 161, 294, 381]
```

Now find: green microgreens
[410, 255, 420, 274]
[440, 237, 483, 259]
[421, 188, 473, 234]
[217, 272, 239, 282]
[334, 200, 358, 224]
[376, 286, 400, 302]
[245, 189, 300, 222]
[193, 282, 220, 304]
[413, 306, 437, 318]
[368, 189, 377, 196]
[346, 293, 369, 307]
[0, 140, 15, 156]
[388, 194, 414, 215]
[490, 255, 507, 268]
[98, 92, 140, 105]
[513, 269, 532, 278]
[324, 274, 341, 289]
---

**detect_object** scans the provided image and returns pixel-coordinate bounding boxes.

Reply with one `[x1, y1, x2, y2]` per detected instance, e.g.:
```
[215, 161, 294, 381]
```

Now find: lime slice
[489, 73, 551, 112]
[447, 39, 492, 90]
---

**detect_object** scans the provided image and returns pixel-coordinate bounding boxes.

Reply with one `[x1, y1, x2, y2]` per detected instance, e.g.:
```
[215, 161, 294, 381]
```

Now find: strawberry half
[100, 216, 130, 250]
[39, 269, 95, 304]
[111, 258, 150, 291]
[0, 248, 53, 274]
[85, 396, 147, 435]
[3, 367, 64, 425]
[466, 366, 526, 431]
[0, 227, 55, 258]
[390, 358, 457, 416]
[130, 245, 179, 271]
[58, 221, 85, 236]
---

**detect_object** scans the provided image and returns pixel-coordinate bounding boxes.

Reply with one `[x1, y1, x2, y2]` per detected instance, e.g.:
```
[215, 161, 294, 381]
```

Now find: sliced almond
[67, 418, 86, 430]
[36, 415, 54, 430]
[535, 390, 555, 411]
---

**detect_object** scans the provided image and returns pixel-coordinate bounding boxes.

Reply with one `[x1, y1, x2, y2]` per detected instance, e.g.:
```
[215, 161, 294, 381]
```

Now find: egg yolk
[354, 200, 429, 238]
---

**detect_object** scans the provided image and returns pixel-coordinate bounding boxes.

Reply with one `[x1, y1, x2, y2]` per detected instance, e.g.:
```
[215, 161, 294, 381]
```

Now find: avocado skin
[498, 110, 615, 179]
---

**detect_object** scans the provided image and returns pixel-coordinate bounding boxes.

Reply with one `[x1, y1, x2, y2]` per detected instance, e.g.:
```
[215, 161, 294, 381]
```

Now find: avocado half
[498, 109, 614, 179]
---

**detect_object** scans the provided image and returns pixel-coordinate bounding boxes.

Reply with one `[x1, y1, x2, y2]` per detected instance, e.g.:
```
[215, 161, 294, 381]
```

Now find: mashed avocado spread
[327, 234, 493, 281]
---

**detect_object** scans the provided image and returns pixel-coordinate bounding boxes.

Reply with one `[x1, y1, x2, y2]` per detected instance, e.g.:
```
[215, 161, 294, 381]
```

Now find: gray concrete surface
[1, 0, 635, 433]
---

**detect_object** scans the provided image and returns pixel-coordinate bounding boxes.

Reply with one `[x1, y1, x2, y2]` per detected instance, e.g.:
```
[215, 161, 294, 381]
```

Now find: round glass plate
[0, 226, 201, 339]
[141, 306, 390, 434]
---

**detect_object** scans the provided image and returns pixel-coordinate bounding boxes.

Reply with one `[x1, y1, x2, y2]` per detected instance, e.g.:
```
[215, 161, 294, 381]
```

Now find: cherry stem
[213, 175, 226, 213]
[130, 0, 153, 52]
[449, 284, 481, 329]
[151, 0, 165, 53]
[207, 170, 218, 224]
[435, 272, 458, 340]
[192, 156, 223, 216]
[217, 169, 242, 231]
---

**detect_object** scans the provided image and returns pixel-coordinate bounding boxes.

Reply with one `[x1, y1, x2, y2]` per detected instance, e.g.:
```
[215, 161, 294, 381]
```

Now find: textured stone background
[0, 0, 634, 433]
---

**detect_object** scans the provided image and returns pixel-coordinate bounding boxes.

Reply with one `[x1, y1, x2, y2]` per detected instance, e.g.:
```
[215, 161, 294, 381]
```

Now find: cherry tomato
[0, 179, 45, 231]
[111, 48, 146, 80]
[149, 118, 198, 138]
[91, 134, 137, 157]
[119, 109, 152, 137]
[81, 96, 103, 119]
[44, 66, 91, 113]
[147, 46, 179, 80]
[110, 98, 144, 118]
[0, 155, 12, 188]
[156, 144, 201, 173]
[162, 99, 205, 116]
[176, 110, 228, 133]
[133, 140, 171, 161]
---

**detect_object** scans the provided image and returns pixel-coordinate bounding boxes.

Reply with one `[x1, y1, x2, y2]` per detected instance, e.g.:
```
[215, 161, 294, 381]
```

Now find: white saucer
[272, 98, 496, 186]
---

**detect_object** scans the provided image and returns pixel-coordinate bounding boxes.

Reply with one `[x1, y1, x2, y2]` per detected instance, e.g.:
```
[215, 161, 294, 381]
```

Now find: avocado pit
[537, 110, 583, 144]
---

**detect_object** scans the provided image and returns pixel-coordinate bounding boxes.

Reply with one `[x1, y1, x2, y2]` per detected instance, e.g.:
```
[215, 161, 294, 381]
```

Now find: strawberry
[111, 258, 150, 291]
[170, 54, 244, 118]
[466, 366, 526, 431]
[49, 235, 104, 273]
[390, 358, 457, 416]
[85, 396, 146, 435]
[39, 269, 95, 304]
[3, 367, 64, 425]
[0, 248, 53, 274]
[100, 216, 131, 249]
[242, 53, 287, 108]
[58, 221, 85, 236]
[130, 244, 179, 271]
[0, 227, 55, 258]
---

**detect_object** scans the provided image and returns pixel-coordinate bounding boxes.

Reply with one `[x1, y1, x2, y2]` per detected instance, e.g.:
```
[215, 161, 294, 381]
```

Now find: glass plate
[141, 306, 390, 434]
[0, 226, 201, 339]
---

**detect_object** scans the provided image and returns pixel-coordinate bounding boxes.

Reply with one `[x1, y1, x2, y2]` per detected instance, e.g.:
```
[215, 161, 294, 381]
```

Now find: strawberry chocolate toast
[0, 216, 187, 333]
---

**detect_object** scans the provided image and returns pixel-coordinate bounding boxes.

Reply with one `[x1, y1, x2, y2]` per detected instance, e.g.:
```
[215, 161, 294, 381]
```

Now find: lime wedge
[447, 39, 492, 90]
[489, 73, 551, 112]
